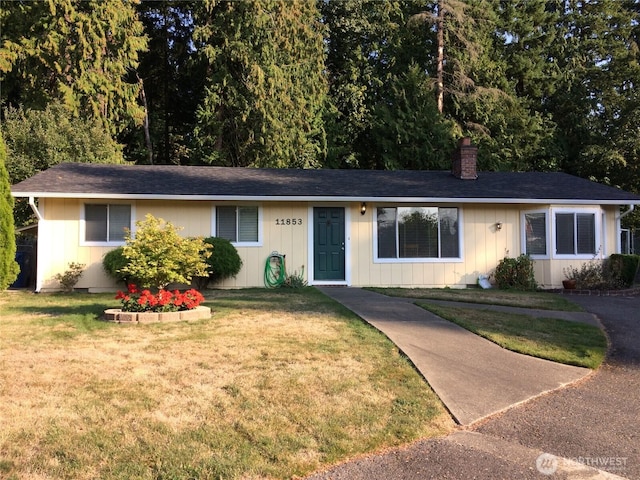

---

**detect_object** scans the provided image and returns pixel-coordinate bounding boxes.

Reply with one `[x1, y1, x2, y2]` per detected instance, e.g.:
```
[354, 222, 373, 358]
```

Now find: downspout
[29, 196, 43, 221]
[28, 197, 43, 292]
[618, 204, 635, 221]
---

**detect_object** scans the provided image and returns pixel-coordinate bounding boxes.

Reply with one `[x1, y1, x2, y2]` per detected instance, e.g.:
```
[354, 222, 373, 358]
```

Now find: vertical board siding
[36, 199, 621, 291]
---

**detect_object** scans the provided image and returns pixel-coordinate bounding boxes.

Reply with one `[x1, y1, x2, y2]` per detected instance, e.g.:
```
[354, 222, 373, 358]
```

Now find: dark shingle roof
[11, 162, 640, 204]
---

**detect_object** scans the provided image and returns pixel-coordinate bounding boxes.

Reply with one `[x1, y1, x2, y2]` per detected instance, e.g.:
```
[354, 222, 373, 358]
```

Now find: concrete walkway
[317, 287, 593, 426]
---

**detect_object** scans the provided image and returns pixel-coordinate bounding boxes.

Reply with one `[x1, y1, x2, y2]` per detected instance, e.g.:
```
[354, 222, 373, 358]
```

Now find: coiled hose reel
[264, 251, 286, 288]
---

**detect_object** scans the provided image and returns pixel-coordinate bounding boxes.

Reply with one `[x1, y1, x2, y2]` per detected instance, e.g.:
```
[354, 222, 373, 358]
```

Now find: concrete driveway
[308, 291, 640, 479]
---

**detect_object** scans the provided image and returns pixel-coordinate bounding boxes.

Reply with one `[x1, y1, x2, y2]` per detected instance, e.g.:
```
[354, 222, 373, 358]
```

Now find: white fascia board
[10, 191, 640, 206]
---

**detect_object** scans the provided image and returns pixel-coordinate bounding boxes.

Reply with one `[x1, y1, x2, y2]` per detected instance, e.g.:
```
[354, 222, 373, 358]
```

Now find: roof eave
[11, 191, 640, 205]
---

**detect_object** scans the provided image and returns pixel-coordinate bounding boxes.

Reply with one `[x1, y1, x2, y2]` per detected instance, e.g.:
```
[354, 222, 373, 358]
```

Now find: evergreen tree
[193, 0, 327, 168]
[126, 1, 206, 165]
[0, 131, 18, 290]
[371, 64, 456, 170]
[322, 0, 432, 169]
[545, 0, 640, 187]
[0, 0, 148, 136]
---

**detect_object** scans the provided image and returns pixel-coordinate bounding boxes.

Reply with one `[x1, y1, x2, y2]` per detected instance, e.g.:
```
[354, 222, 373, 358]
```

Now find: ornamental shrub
[54, 262, 85, 292]
[0, 131, 19, 289]
[493, 254, 537, 291]
[202, 236, 243, 284]
[102, 247, 130, 286]
[605, 254, 640, 288]
[121, 214, 211, 289]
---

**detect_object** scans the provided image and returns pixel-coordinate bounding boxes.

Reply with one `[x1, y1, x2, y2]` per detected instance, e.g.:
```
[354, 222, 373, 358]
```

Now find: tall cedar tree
[0, 132, 18, 289]
[194, 0, 327, 168]
[0, 0, 147, 136]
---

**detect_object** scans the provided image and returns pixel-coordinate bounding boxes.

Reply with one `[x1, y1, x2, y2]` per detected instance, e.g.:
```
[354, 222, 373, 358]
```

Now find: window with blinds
[555, 211, 597, 256]
[216, 206, 259, 243]
[524, 212, 547, 256]
[84, 204, 131, 243]
[376, 206, 460, 260]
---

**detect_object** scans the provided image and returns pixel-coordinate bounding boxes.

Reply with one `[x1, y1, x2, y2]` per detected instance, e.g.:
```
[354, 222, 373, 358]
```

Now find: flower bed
[104, 284, 211, 323]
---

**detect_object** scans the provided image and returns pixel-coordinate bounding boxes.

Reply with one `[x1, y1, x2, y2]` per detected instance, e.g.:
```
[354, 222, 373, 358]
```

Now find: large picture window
[84, 204, 131, 243]
[376, 207, 459, 260]
[216, 206, 259, 244]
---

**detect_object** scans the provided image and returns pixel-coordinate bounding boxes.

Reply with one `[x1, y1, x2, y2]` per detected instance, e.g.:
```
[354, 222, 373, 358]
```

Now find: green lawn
[366, 287, 583, 311]
[419, 302, 607, 369]
[0, 289, 452, 480]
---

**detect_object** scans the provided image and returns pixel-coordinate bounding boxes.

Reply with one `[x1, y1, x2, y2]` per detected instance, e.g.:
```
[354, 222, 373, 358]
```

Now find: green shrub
[54, 262, 85, 292]
[281, 267, 308, 289]
[102, 247, 130, 286]
[493, 254, 537, 290]
[121, 214, 211, 289]
[605, 254, 640, 287]
[202, 236, 243, 284]
[564, 257, 626, 290]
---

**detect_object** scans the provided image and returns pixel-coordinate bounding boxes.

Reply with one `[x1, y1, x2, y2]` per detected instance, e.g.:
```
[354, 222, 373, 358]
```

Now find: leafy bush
[102, 247, 130, 286]
[493, 254, 537, 290]
[605, 254, 640, 287]
[54, 262, 85, 292]
[201, 237, 243, 284]
[281, 267, 308, 289]
[121, 214, 211, 289]
[564, 258, 625, 290]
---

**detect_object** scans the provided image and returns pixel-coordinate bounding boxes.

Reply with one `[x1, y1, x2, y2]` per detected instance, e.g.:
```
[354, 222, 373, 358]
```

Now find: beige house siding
[35, 198, 622, 292]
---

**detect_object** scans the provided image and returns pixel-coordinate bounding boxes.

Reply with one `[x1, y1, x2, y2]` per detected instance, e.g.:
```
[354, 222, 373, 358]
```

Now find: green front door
[314, 207, 345, 281]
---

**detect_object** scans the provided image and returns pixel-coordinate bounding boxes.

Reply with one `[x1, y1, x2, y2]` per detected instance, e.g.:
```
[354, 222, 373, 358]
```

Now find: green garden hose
[264, 252, 286, 288]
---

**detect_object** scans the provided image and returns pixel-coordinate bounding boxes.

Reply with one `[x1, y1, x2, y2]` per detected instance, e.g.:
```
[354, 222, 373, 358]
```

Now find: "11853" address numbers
[275, 218, 303, 226]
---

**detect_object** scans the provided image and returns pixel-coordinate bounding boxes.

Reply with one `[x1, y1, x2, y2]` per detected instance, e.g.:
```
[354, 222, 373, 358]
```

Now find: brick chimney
[451, 137, 478, 180]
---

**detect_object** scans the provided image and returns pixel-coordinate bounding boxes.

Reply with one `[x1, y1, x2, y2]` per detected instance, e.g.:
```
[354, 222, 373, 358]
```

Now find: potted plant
[562, 266, 577, 289]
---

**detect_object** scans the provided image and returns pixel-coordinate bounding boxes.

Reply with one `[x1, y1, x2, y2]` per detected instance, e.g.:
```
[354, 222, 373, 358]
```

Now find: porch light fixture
[361, 202, 367, 215]
[495, 222, 503, 231]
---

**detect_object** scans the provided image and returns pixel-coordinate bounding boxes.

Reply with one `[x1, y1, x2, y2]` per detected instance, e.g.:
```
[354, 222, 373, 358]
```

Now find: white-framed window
[374, 206, 461, 262]
[81, 203, 132, 245]
[522, 210, 549, 258]
[213, 205, 261, 246]
[552, 208, 601, 258]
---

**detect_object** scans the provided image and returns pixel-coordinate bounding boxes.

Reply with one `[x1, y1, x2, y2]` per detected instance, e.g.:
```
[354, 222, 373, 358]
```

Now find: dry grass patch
[0, 289, 452, 479]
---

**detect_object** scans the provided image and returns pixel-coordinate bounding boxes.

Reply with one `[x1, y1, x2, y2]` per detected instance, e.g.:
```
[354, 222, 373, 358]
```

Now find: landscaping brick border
[103, 306, 211, 323]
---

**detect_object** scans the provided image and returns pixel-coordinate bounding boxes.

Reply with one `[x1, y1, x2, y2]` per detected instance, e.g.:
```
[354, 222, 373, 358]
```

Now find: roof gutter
[29, 196, 43, 221]
[618, 204, 635, 221]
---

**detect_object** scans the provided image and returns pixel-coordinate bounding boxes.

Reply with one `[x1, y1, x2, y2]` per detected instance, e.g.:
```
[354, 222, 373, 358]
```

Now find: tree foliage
[193, 0, 328, 168]
[1, 101, 124, 226]
[0, 0, 147, 135]
[0, 131, 19, 290]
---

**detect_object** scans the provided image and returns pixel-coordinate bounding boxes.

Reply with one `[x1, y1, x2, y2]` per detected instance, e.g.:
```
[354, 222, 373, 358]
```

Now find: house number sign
[275, 218, 303, 226]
